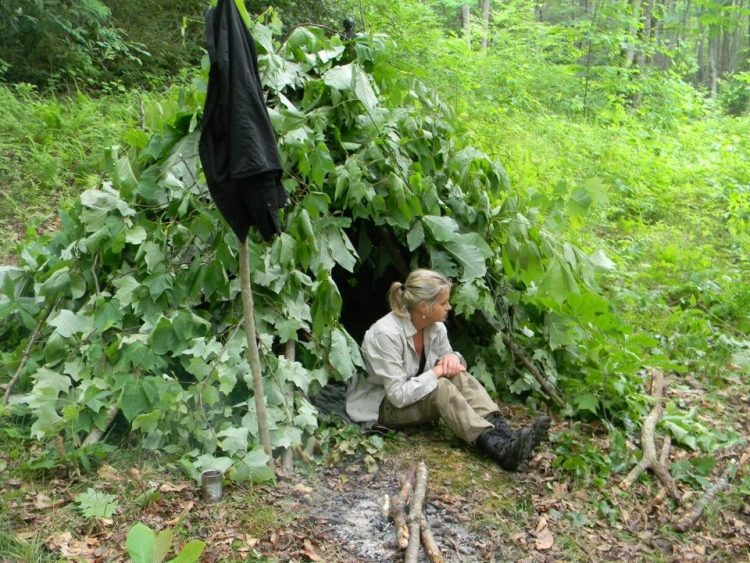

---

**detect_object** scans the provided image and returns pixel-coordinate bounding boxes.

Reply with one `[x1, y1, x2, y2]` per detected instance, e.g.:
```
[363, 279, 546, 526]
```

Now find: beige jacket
[345, 312, 465, 423]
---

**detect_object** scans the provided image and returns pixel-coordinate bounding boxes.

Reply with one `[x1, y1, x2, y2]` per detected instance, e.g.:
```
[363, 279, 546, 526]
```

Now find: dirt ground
[5, 414, 750, 563]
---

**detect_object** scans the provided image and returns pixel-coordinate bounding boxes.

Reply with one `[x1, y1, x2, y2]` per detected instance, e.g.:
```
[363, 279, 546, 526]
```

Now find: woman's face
[426, 288, 452, 323]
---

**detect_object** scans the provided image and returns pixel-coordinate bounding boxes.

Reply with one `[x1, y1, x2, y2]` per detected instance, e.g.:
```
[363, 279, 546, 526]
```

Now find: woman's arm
[364, 332, 438, 408]
[431, 324, 466, 376]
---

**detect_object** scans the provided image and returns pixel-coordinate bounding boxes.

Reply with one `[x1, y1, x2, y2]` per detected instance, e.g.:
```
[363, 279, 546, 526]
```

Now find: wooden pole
[280, 339, 296, 474]
[239, 237, 274, 470]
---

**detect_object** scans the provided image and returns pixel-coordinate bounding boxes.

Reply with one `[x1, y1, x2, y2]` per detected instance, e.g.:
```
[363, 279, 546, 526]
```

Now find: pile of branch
[382, 461, 443, 563]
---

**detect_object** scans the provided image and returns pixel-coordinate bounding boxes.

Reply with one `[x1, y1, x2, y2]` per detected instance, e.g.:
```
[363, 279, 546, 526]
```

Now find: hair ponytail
[387, 269, 451, 318]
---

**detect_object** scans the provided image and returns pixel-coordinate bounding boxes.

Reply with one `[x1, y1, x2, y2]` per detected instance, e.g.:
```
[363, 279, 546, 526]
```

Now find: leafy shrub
[0, 0, 146, 91]
[0, 15, 649, 479]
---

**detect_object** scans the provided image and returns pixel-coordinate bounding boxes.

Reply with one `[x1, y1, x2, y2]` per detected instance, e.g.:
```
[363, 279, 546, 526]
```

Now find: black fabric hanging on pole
[199, 0, 287, 241]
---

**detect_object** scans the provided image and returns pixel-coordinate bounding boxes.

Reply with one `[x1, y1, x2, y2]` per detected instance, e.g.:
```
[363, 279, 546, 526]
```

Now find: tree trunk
[624, 0, 644, 68]
[480, 0, 491, 50]
[535, 2, 543, 21]
[460, 4, 471, 49]
[709, 31, 719, 97]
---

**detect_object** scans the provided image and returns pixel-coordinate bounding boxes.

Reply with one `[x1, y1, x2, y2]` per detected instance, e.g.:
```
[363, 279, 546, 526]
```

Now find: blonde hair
[387, 269, 452, 318]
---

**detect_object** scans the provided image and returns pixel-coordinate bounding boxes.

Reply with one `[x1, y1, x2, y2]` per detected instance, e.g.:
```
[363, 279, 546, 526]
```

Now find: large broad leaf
[217, 426, 249, 456]
[276, 356, 315, 394]
[328, 327, 357, 380]
[445, 233, 492, 282]
[537, 257, 580, 303]
[168, 541, 206, 563]
[48, 309, 93, 339]
[322, 63, 378, 110]
[127, 523, 156, 563]
[311, 275, 342, 335]
[423, 215, 460, 242]
[74, 488, 118, 518]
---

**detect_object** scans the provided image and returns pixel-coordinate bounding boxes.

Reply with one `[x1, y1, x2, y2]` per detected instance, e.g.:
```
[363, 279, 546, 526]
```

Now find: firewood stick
[390, 466, 415, 549]
[420, 514, 444, 563]
[405, 461, 428, 563]
[382, 494, 391, 520]
[675, 451, 750, 532]
[620, 369, 680, 499]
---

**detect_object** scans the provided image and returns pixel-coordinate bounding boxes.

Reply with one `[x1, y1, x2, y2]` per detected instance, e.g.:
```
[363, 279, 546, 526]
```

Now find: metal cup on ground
[201, 469, 223, 501]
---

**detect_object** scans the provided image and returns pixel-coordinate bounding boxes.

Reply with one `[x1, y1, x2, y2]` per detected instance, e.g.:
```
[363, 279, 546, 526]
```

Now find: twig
[3, 298, 58, 404]
[502, 334, 564, 407]
[390, 466, 415, 549]
[674, 450, 750, 532]
[620, 368, 680, 500]
[405, 461, 428, 563]
[420, 515, 444, 563]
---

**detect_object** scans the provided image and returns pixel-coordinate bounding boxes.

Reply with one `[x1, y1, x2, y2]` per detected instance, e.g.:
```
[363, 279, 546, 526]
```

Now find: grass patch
[0, 85, 145, 264]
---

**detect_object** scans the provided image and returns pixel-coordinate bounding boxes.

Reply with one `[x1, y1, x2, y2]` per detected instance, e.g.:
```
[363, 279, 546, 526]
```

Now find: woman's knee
[435, 377, 457, 395]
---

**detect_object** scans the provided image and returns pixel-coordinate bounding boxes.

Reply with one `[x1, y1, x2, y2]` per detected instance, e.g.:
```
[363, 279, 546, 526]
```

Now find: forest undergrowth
[1, 80, 749, 559]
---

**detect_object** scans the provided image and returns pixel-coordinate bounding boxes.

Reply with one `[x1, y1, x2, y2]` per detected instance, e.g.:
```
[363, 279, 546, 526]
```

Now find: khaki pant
[378, 371, 497, 445]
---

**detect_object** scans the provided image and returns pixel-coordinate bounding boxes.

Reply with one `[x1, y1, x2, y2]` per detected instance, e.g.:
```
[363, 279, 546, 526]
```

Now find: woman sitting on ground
[345, 268, 549, 471]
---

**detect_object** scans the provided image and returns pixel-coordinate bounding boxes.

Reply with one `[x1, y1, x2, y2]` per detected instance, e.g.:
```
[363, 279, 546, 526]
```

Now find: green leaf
[276, 357, 314, 394]
[154, 529, 174, 563]
[322, 63, 378, 111]
[329, 327, 356, 380]
[575, 394, 599, 414]
[538, 257, 580, 303]
[74, 488, 118, 518]
[132, 409, 162, 433]
[48, 309, 93, 339]
[112, 275, 143, 307]
[311, 275, 341, 335]
[121, 379, 152, 422]
[423, 215, 459, 242]
[168, 540, 205, 563]
[127, 523, 156, 563]
[407, 222, 425, 251]
[217, 426, 249, 456]
[445, 233, 492, 282]
[37, 266, 71, 297]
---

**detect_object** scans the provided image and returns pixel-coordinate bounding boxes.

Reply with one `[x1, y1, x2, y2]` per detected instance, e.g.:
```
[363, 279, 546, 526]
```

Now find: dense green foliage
[0, 0, 147, 91]
[0, 12, 657, 480]
[101, 0, 207, 87]
[0, 0, 748, 484]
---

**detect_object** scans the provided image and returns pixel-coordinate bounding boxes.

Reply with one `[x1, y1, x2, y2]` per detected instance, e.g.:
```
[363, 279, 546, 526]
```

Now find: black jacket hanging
[199, 0, 287, 241]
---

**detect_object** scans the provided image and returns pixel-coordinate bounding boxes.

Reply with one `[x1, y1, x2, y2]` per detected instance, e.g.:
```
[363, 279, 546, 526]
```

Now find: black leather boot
[528, 415, 551, 450]
[485, 412, 516, 439]
[476, 428, 536, 471]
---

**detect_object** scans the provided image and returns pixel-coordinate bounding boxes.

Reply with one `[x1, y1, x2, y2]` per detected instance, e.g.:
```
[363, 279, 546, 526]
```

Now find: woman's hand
[435, 353, 463, 378]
